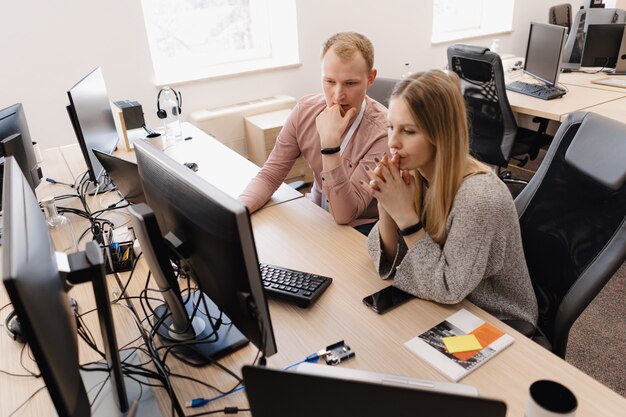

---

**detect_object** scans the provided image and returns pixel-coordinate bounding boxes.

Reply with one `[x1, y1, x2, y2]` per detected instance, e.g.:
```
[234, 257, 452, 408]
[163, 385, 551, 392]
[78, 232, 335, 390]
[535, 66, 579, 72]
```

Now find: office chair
[549, 4, 572, 33]
[447, 44, 550, 186]
[562, 7, 626, 65]
[367, 77, 400, 108]
[510, 111, 626, 358]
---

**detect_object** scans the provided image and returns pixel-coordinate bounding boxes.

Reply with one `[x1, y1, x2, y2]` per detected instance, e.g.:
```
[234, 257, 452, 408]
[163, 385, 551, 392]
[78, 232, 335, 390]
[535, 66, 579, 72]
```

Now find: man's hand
[315, 104, 358, 149]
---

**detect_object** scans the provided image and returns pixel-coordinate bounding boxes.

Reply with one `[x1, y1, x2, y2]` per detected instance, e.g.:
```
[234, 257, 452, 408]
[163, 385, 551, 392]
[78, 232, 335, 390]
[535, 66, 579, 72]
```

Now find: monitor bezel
[523, 22, 567, 87]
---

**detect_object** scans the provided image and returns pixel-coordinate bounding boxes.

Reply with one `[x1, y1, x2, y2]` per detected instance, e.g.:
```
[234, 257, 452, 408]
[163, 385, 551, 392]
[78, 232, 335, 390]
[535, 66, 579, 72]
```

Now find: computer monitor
[523, 22, 567, 87]
[580, 24, 626, 68]
[242, 366, 508, 417]
[1, 157, 146, 416]
[0, 103, 42, 198]
[2, 157, 91, 416]
[93, 149, 146, 204]
[132, 139, 277, 365]
[66, 67, 119, 192]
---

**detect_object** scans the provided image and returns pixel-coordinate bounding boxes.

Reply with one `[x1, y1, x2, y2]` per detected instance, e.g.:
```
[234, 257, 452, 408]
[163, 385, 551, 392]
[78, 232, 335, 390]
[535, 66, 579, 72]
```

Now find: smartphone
[362, 285, 414, 314]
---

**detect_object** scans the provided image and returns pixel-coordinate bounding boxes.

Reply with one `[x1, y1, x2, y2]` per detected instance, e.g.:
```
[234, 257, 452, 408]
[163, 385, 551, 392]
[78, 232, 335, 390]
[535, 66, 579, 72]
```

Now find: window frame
[431, 0, 515, 44]
[141, 0, 300, 86]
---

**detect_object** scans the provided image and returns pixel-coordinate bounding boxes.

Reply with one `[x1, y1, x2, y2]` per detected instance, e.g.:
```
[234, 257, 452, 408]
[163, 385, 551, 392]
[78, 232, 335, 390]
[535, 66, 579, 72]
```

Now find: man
[239, 32, 389, 235]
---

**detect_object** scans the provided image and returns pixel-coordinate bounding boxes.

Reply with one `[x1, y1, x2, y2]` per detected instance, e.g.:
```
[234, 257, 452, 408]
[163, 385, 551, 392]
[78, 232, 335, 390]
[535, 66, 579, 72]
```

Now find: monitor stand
[153, 289, 249, 366]
[82, 177, 117, 195]
[82, 349, 161, 417]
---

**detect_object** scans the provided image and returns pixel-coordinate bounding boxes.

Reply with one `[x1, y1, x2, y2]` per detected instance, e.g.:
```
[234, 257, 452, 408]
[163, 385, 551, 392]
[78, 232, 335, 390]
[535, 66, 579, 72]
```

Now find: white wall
[2, 0, 567, 149]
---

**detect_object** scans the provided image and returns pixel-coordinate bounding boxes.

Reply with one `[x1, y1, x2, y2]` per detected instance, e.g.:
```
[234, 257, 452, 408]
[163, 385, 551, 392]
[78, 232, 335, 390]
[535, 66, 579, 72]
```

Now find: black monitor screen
[581, 24, 626, 67]
[93, 149, 146, 204]
[0, 103, 41, 191]
[67, 67, 119, 186]
[524, 22, 567, 87]
[134, 139, 277, 358]
[1, 157, 91, 416]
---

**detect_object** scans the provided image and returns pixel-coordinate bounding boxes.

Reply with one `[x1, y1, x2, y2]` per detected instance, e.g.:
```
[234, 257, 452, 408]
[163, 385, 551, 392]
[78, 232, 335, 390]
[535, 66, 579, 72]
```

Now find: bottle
[402, 63, 413, 78]
[489, 39, 500, 54]
[41, 196, 77, 253]
[158, 87, 183, 143]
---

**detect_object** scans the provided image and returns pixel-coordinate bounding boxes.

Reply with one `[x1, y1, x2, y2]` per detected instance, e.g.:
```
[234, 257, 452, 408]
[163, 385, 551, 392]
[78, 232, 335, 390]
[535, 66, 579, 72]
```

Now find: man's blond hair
[321, 32, 374, 72]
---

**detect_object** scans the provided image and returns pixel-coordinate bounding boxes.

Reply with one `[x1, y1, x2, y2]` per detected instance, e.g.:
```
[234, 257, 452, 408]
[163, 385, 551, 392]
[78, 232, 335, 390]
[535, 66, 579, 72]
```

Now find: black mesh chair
[512, 111, 626, 358]
[447, 44, 550, 186]
[367, 77, 400, 108]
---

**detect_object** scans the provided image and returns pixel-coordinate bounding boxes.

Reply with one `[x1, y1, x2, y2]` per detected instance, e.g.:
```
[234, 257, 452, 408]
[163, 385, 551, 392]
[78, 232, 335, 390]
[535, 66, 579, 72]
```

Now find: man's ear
[367, 68, 378, 88]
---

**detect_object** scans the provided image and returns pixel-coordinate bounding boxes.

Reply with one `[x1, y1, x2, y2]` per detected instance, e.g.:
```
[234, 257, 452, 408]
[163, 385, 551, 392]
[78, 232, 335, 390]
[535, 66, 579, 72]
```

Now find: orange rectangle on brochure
[451, 322, 505, 361]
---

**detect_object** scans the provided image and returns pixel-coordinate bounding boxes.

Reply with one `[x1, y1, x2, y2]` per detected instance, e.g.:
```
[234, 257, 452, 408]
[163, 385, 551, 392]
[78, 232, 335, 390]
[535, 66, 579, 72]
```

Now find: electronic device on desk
[93, 149, 146, 204]
[506, 22, 567, 100]
[363, 285, 414, 314]
[242, 365, 507, 417]
[1, 157, 158, 416]
[130, 138, 278, 366]
[0, 103, 42, 209]
[579, 24, 626, 72]
[259, 263, 332, 307]
[66, 67, 120, 194]
[591, 77, 626, 88]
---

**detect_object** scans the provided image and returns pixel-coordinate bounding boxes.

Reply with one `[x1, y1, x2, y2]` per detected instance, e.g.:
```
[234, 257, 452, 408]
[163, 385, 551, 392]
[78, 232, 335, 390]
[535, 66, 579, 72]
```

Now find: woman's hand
[360, 154, 419, 230]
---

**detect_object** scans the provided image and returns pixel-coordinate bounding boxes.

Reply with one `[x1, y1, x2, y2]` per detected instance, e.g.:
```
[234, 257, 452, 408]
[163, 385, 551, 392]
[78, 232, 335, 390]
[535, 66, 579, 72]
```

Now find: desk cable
[184, 350, 326, 410]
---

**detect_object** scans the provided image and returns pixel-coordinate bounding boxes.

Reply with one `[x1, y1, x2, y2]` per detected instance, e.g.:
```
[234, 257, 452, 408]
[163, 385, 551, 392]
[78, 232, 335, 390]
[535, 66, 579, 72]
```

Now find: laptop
[92, 149, 146, 204]
[242, 365, 507, 417]
[612, 27, 626, 74]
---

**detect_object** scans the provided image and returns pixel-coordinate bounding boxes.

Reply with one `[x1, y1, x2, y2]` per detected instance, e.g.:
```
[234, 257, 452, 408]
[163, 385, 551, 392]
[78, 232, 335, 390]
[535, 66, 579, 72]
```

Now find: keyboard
[506, 81, 566, 100]
[259, 263, 332, 307]
[590, 77, 626, 89]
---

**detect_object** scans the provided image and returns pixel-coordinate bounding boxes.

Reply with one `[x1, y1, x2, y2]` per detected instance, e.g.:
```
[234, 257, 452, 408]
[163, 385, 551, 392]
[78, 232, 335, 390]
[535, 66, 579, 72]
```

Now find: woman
[361, 70, 537, 324]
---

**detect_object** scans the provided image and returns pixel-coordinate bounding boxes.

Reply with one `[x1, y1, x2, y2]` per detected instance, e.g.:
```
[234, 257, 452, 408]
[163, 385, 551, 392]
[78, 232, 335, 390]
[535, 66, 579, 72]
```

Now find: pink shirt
[239, 94, 389, 226]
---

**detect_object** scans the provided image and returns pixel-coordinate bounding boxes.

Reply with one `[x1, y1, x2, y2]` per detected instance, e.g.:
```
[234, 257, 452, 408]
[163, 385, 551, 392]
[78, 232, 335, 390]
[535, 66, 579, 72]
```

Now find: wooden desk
[3, 142, 626, 417]
[559, 71, 626, 93]
[586, 96, 626, 122]
[506, 73, 626, 121]
[58, 122, 303, 207]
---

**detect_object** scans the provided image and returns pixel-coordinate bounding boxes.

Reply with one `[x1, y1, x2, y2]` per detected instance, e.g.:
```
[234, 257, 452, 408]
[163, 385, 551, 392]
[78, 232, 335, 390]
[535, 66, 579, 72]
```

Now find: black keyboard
[259, 263, 332, 307]
[506, 81, 566, 100]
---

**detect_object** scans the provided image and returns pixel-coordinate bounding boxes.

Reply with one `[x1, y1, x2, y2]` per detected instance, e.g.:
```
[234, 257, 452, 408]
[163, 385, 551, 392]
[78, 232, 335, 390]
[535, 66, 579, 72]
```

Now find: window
[141, 0, 299, 85]
[431, 0, 514, 44]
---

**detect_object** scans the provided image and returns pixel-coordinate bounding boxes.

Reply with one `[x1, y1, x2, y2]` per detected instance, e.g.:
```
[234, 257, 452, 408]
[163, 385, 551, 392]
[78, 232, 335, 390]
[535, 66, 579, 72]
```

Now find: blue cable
[186, 352, 323, 408]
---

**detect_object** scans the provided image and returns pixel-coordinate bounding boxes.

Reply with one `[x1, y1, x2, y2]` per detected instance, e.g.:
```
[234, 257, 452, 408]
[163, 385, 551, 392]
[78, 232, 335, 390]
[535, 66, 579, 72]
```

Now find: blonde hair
[391, 70, 489, 244]
[321, 32, 374, 72]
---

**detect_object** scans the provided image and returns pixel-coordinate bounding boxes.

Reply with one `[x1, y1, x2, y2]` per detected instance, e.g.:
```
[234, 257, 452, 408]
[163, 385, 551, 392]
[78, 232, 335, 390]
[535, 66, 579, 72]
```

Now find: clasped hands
[360, 154, 420, 230]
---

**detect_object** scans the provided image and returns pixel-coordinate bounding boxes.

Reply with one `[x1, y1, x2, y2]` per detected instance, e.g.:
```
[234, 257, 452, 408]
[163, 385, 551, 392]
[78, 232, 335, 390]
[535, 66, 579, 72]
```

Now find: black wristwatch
[320, 146, 341, 155]
[398, 221, 423, 236]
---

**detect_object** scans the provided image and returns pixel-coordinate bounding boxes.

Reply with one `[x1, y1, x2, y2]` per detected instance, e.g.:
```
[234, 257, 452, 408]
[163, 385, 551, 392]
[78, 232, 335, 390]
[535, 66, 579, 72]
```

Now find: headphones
[3, 298, 78, 344]
[156, 87, 183, 119]
[4, 310, 25, 343]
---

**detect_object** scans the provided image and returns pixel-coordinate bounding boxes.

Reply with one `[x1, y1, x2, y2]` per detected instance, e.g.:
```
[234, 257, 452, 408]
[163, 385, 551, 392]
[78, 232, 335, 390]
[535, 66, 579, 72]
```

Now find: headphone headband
[4, 309, 24, 343]
[156, 87, 183, 119]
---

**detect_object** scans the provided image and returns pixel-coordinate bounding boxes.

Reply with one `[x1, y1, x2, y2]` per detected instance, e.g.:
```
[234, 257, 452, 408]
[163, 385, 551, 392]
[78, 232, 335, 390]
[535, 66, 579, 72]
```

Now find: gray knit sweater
[367, 171, 538, 325]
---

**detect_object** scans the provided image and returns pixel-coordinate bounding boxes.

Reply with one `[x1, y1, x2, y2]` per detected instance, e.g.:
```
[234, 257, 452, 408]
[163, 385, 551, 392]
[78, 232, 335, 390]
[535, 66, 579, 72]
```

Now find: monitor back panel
[242, 366, 507, 417]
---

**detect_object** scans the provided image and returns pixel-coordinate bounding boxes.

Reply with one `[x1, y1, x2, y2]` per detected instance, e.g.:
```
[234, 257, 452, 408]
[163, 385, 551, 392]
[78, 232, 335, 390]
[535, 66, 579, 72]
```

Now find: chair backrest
[515, 111, 626, 358]
[562, 8, 626, 65]
[367, 77, 399, 108]
[549, 4, 572, 32]
[447, 44, 518, 167]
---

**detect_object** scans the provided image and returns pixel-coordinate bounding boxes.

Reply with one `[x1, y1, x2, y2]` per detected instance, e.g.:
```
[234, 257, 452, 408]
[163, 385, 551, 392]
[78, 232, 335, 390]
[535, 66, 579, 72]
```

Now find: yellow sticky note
[442, 334, 483, 354]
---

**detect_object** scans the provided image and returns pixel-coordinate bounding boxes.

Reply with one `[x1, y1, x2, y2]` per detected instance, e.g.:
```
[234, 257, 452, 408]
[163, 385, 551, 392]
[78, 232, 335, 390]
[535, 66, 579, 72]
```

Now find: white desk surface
[505, 73, 626, 122]
[58, 122, 303, 208]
